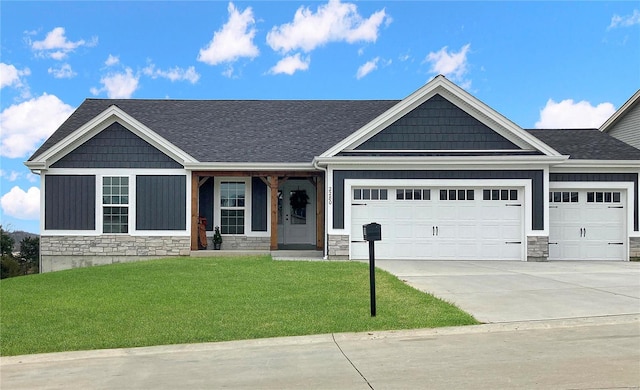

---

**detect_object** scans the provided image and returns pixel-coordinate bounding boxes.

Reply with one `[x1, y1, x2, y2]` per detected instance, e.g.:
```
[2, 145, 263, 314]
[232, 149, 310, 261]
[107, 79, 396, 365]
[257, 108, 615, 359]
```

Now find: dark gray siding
[333, 170, 544, 230]
[45, 175, 95, 230]
[550, 173, 638, 231]
[355, 94, 520, 151]
[251, 177, 268, 232]
[52, 122, 183, 169]
[136, 175, 186, 230]
[198, 178, 214, 231]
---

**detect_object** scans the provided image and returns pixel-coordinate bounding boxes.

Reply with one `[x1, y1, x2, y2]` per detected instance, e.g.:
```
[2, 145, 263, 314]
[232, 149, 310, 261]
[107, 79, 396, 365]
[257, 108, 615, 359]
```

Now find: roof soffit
[320, 76, 561, 158]
[28, 105, 197, 169]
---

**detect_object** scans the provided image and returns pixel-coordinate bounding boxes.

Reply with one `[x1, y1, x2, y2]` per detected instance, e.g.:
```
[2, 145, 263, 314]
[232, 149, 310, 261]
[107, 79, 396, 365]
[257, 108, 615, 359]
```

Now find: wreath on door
[289, 190, 309, 209]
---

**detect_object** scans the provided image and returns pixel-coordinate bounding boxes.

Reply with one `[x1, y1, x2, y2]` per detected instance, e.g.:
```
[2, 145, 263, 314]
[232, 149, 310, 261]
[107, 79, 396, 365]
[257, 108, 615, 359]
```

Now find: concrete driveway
[375, 260, 640, 323]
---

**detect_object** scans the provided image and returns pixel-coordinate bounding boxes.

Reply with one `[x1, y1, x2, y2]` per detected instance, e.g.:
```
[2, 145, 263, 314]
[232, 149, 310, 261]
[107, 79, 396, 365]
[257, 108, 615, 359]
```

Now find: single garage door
[351, 187, 524, 260]
[549, 190, 626, 260]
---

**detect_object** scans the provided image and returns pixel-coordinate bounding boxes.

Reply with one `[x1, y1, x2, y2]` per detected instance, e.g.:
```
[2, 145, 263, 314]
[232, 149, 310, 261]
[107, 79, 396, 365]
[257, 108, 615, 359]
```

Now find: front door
[277, 179, 316, 246]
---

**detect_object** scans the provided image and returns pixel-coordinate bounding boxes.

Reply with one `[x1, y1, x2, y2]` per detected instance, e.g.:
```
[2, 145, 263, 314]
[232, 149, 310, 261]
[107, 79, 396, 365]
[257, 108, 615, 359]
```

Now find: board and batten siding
[332, 170, 545, 230]
[136, 175, 187, 230]
[607, 102, 640, 149]
[251, 177, 268, 232]
[45, 175, 96, 230]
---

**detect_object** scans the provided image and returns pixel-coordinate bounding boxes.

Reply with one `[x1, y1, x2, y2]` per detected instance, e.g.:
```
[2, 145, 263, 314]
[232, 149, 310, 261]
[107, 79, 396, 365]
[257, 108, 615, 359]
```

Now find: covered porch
[189, 170, 325, 252]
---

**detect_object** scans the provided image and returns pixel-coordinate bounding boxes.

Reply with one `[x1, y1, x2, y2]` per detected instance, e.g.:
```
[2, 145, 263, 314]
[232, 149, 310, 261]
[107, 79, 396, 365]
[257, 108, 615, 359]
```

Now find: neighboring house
[26, 76, 640, 272]
[600, 89, 640, 149]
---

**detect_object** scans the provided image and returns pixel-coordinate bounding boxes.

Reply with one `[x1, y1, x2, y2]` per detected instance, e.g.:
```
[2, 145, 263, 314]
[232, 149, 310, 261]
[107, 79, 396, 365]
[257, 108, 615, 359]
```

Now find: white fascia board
[550, 160, 640, 169]
[320, 75, 561, 158]
[314, 155, 568, 167]
[600, 89, 640, 133]
[184, 162, 316, 171]
[30, 105, 197, 169]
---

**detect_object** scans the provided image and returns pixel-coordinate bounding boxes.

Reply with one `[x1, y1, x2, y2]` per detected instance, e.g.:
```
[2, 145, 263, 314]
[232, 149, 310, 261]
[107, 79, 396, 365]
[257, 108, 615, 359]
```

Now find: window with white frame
[102, 176, 129, 233]
[220, 181, 245, 234]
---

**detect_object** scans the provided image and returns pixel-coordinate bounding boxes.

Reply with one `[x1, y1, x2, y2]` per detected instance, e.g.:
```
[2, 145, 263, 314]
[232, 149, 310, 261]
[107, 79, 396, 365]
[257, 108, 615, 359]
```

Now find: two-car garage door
[351, 186, 524, 260]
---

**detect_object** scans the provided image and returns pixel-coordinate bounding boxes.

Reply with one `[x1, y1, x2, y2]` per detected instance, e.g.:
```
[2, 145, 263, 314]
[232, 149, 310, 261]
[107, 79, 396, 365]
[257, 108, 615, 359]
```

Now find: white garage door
[351, 187, 524, 260]
[549, 190, 626, 260]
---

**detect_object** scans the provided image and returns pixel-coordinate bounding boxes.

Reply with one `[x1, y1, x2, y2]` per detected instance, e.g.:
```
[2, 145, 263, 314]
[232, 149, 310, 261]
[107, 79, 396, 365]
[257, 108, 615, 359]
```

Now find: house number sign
[328, 186, 333, 205]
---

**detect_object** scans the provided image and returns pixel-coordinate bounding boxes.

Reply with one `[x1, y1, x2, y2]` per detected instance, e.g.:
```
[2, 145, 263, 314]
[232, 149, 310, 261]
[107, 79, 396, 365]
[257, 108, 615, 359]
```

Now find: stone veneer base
[40, 235, 191, 273]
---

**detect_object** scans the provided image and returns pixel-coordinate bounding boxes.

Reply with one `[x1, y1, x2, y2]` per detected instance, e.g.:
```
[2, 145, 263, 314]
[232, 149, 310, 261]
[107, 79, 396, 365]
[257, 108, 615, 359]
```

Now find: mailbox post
[363, 223, 381, 317]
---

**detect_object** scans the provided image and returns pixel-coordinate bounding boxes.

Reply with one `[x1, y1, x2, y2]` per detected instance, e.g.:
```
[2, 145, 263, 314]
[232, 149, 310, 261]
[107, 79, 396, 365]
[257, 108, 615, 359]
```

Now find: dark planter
[213, 242, 222, 250]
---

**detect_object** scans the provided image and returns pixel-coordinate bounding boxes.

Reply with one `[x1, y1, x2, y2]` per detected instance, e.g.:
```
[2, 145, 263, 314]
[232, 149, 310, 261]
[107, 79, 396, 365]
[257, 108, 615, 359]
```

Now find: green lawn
[0, 256, 478, 356]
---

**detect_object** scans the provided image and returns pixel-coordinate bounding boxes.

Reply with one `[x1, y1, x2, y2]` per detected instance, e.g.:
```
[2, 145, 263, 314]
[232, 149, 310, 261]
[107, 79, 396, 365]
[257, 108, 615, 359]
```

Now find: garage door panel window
[395, 189, 430, 201]
[586, 191, 621, 203]
[483, 189, 518, 201]
[440, 189, 474, 201]
[549, 191, 579, 203]
[354, 188, 388, 201]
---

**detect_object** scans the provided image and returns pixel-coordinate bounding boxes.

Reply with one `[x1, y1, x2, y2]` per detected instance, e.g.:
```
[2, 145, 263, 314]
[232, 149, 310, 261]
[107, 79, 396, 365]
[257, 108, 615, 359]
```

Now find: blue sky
[1, 1, 639, 234]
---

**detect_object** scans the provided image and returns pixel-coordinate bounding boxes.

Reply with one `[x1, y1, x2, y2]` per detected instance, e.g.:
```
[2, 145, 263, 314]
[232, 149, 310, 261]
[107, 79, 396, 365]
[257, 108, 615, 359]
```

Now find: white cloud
[356, 57, 379, 79]
[143, 63, 200, 84]
[198, 2, 259, 66]
[1, 186, 40, 220]
[105, 54, 120, 66]
[424, 44, 471, 84]
[269, 54, 310, 75]
[30, 27, 97, 60]
[535, 99, 616, 129]
[609, 9, 640, 29]
[0, 63, 31, 89]
[0, 94, 74, 158]
[47, 63, 77, 79]
[0, 170, 21, 182]
[267, 0, 388, 53]
[91, 68, 139, 98]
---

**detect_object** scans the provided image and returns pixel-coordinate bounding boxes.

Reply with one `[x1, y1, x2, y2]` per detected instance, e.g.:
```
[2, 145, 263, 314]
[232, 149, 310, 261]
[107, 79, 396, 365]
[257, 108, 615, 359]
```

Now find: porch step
[191, 250, 269, 258]
[271, 250, 324, 261]
[190, 249, 324, 260]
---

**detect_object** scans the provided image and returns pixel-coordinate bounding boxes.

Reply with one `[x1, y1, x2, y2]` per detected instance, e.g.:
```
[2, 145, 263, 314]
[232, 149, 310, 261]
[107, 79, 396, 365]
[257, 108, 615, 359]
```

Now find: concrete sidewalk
[2, 316, 639, 389]
[375, 260, 640, 322]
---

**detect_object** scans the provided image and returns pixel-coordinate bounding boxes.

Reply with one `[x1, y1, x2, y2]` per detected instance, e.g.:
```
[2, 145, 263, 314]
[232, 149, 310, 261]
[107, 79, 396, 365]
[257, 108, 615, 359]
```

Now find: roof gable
[322, 75, 560, 157]
[27, 105, 196, 170]
[354, 94, 520, 152]
[600, 89, 640, 133]
[51, 122, 183, 169]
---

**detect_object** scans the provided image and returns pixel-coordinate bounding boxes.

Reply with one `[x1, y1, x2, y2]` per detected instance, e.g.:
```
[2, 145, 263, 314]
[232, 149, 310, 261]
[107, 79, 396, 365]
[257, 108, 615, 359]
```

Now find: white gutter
[314, 155, 569, 166]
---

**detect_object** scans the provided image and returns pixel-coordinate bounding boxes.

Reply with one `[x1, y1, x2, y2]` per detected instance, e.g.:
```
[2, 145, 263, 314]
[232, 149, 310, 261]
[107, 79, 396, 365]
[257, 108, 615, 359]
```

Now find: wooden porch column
[267, 176, 279, 250]
[190, 171, 199, 250]
[316, 175, 325, 250]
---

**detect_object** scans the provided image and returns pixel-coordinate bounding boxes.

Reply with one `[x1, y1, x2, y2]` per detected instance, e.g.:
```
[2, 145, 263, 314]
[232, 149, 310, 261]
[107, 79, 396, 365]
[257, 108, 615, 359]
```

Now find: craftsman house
[26, 76, 640, 272]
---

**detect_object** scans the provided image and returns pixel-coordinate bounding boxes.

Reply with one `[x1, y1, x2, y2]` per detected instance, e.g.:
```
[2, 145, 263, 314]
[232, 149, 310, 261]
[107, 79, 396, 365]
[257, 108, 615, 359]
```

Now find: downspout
[313, 158, 329, 259]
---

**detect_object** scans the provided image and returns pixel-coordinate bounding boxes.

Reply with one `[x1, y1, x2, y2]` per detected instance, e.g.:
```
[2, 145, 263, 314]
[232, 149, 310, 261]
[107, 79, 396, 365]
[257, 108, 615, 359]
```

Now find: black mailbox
[363, 223, 382, 241]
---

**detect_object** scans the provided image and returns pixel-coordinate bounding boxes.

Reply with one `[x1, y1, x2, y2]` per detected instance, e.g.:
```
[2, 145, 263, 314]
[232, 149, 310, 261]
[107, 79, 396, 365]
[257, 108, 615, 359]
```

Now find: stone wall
[41, 235, 191, 272]
[328, 234, 349, 259]
[630, 237, 640, 260]
[527, 236, 549, 262]
[215, 236, 270, 251]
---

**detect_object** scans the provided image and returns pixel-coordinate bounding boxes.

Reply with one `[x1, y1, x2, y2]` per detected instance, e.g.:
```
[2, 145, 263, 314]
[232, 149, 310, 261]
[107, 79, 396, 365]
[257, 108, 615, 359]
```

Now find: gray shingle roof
[526, 129, 640, 160]
[30, 99, 398, 163]
[31, 99, 640, 164]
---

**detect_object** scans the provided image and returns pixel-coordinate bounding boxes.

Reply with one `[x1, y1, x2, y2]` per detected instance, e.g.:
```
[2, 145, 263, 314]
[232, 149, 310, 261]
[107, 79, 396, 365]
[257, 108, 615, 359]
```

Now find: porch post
[316, 175, 324, 250]
[268, 176, 279, 250]
[190, 171, 199, 250]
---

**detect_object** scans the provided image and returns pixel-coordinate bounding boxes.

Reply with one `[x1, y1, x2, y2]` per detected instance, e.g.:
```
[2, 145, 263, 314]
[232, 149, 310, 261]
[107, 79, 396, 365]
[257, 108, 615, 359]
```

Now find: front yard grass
[0, 256, 478, 356]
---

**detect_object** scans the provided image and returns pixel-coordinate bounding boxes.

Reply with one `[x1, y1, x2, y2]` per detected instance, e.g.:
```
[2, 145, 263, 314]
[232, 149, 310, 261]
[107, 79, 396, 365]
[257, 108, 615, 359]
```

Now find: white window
[220, 181, 245, 234]
[102, 176, 129, 233]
